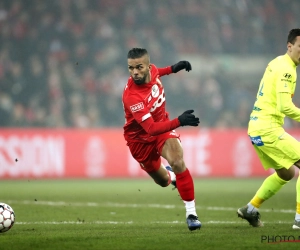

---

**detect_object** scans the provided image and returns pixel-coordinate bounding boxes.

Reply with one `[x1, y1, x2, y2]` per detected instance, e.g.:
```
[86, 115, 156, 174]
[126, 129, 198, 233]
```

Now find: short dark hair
[127, 48, 148, 59]
[287, 29, 300, 44]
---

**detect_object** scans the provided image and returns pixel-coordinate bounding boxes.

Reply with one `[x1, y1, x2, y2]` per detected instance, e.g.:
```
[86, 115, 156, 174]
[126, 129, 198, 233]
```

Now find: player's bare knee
[169, 158, 185, 173]
[287, 166, 295, 180]
[276, 167, 295, 181]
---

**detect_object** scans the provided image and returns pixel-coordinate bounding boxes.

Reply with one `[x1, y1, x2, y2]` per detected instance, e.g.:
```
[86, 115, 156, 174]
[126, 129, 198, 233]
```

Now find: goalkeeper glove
[171, 61, 192, 73]
[178, 110, 199, 126]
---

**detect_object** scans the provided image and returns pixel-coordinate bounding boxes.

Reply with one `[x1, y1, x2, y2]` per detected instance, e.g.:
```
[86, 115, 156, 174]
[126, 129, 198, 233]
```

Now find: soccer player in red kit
[122, 48, 201, 231]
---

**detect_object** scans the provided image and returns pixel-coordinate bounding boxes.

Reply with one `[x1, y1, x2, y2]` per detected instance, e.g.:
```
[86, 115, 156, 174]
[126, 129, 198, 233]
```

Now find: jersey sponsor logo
[151, 84, 159, 98]
[249, 135, 264, 146]
[281, 78, 291, 83]
[130, 102, 144, 112]
[281, 73, 292, 83]
[283, 73, 292, 79]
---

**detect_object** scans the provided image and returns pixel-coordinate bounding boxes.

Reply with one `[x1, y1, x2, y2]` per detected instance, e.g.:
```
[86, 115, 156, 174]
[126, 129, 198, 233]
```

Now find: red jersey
[122, 64, 178, 143]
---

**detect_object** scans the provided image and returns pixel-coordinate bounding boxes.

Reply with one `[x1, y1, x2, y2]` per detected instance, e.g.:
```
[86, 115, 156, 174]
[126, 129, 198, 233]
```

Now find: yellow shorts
[249, 127, 300, 170]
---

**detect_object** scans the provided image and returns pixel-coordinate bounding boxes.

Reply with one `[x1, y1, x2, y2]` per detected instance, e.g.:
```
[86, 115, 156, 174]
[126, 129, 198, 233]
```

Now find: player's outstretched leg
[166, 166, 201, 230]
[161, 139, 201, 231]
[238, 172, 290, 227]
[176, 168, 201, 231]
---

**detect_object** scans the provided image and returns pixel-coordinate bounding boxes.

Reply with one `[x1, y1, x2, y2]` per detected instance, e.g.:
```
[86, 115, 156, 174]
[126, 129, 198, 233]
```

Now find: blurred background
[1, 3, 300, 243]
[1, 0, 300, 129]
[1, 0, 300, 179]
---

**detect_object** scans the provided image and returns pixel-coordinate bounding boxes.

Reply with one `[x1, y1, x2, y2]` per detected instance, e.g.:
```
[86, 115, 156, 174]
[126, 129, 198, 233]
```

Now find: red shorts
[127, 130, 180, 173]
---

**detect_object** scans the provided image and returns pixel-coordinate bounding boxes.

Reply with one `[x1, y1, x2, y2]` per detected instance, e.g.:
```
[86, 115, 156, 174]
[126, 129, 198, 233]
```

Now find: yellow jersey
[248, 54, 297, 133]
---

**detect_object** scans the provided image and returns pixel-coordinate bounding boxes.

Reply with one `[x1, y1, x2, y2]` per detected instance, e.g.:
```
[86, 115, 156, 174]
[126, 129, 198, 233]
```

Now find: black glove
[178, 110, 200, 126]
[171, 61, 192, 73]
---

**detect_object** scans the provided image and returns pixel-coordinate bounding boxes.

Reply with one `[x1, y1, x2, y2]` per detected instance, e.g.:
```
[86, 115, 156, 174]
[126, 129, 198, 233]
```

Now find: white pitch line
[14, 220, 293, 225]
[16, 221, 134, 225]
[6, 200, 295, 214]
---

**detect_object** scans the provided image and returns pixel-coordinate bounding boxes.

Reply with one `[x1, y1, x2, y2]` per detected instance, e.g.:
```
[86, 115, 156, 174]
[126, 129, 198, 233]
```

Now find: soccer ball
[0, 203, 15, 233]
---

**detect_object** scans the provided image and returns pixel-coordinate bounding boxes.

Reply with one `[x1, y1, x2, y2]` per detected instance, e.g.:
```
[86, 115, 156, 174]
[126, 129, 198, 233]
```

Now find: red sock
[176, 168, 194, 201]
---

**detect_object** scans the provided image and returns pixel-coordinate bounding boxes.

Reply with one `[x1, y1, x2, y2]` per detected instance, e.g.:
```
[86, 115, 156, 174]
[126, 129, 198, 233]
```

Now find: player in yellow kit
[237, 28, 300, 229]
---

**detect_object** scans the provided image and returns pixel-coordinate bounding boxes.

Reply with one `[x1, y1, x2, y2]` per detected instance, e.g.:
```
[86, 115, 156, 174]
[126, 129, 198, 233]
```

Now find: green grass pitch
[1, 178, 300, 249]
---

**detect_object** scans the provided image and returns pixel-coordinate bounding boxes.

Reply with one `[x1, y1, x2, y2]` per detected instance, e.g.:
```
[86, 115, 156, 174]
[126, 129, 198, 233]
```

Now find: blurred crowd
[1, 0, 300, 128]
